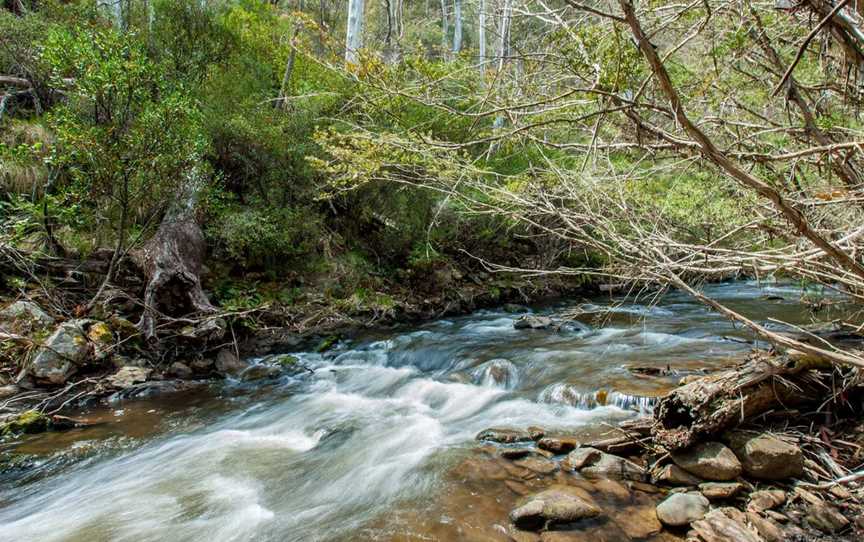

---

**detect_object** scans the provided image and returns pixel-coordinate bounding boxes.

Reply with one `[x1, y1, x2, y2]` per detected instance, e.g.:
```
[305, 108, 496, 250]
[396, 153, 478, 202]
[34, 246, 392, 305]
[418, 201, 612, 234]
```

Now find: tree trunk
[440, 0, 449, 53]
[345, 0, 365, 65]
[452, 0, 463, 53]
[478, 0, 487, 72]
[134, 168, 216, 340]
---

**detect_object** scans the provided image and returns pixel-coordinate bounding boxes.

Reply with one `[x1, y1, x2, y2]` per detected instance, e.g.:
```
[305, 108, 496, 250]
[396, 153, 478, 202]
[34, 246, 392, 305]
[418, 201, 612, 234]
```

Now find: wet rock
[105, 366, 151, 389]
[612, 502, 663, 540]
[108, 379, 203, 401]
[562, 447, 602, 471]
[0, 300, 54, 333]
[655, 492, 709, 527]
[215, 348, 248, 375]
[746, 489, 786, 513]
[29, 320, 92, 385]
[502, 303, 529, 314]
[527, 426, 545, 441]
[699, 482, 744, 501]
[476, 428, 533, 444]
[240, 364, 282, 381]
[471, 359, 519, 389]
[514, 315, 553, 330]
[169, 362, 192, 379]
[691, 508, 763, 542]
[726, 431, 804, 480]
[806, 501, 849, 533]
[652, 463, 703, 486]
[0, 410, 50, 436]
[671, 441, 742, 481]
[509, 485, 601, 530]
[500, 448, 533, 460]
[513, 457, 558, 475]
[567, 448, 646, 481]
[537, 437, 578, 454]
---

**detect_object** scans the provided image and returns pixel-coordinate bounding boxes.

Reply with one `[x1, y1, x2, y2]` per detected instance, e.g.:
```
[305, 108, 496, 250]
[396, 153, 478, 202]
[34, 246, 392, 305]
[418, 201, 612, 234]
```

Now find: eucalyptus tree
[345, 0, 365, 64]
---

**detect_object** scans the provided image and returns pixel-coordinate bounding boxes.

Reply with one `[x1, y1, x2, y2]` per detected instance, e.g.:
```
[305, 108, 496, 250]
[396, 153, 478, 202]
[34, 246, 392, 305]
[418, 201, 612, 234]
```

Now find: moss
[0, 410, 50, 437]
[315, 335, 339, 353]
[87, 321, 113, 344]
[273, 354, 299, 366]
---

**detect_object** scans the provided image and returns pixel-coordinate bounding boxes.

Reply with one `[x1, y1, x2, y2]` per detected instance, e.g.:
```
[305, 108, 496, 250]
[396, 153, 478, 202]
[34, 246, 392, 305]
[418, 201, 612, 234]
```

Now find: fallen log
[651, 354, 824, 451]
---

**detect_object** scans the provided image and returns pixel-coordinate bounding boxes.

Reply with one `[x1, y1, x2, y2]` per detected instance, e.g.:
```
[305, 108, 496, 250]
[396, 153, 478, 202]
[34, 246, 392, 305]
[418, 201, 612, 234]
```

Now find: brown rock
[513, 457, 558, 475]
[690, 508, 762, 542]
[747, 489, 786, 513]
[806, 501, 849, 533]
[652, 463, 703, 486]
[527, 426, 546, 441]
[537, 437, 578, 454]
[746, 511, 784, 542]
[562, 447, 602, 470]
[671, 441, 742, 481]
[699, 482, 744, 501]
[727, 431, 804, 480]
[509, 485, 601, 530]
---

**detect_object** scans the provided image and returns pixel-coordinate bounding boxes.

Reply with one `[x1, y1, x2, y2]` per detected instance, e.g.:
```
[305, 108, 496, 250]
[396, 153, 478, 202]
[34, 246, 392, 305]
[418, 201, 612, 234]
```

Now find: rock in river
[671, 441, 742, 481]
[655, 492, 709, 527]
[476, 428, 534, 444]
[510, 485, 602, 530]
[727, 431, 804, 480]
[514, 315, 553, 330]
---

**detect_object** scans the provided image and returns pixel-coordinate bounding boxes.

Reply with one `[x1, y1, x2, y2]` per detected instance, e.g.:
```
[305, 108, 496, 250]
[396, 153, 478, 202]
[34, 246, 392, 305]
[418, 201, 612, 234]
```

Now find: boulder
[727, 431, 804, 480]
[671, 441, 742, 481]
[655, 492, 709, 527]
[509, 485, 602, 530]
[652, 463, 703, 486]
[28, 320, 93, 385]
[0, 301, 54, 334]
[514, 315, 554, 330]
[476, 428, 534, 444]
[215, 348, 248, 375]
[240, 364, 282, 381]
[699, 482, 744, 501]
[105, 366, 152, 389]
[0, 410, 50, 436]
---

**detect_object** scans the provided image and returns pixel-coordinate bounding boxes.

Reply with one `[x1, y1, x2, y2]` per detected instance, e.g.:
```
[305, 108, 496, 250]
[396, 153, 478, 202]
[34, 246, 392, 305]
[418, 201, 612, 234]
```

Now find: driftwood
[651, 354, 824, 451]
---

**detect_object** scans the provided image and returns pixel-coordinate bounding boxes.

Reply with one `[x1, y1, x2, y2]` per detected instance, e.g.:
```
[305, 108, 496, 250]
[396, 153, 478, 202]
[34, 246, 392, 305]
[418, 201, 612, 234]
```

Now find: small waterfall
[470, 359, 519, 389]
[539, 383, 658, 414]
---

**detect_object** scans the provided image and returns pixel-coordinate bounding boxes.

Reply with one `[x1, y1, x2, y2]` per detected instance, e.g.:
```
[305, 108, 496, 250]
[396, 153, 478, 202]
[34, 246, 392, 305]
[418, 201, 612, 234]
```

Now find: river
[0, 281, 848, 541]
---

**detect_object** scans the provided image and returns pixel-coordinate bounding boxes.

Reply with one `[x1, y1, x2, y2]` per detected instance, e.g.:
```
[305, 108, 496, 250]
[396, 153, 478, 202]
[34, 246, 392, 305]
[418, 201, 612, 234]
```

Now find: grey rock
[476, 428, 533, 444]
[29, 320, 92, 385]
[562, 447, 603, 470]
[215, 348, 248, 375]
[655, 492, 709, 527]
[240, 364, 282, 381]
[513, 315, 553, 330]
[105, 366, 151, 389]
[509, 485, 601, 530]
[671, 441, 742, 481]
[169, 362, 193, 379]
[580, 451, 646, 480]
[0, 301, 54, 333]
[727, 431, 804, 480]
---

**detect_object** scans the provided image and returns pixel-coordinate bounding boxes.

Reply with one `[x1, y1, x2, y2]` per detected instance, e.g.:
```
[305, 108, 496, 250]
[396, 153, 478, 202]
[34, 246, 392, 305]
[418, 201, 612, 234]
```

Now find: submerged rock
[471, 359, 519, 389]
[727, 431, 804, 480]
[655, 491, 709, 527]
[671, 441, 742, 481]
[514, 315, 553, 330]
[476, 428, 534, 444]
[509, 485, 601, 530]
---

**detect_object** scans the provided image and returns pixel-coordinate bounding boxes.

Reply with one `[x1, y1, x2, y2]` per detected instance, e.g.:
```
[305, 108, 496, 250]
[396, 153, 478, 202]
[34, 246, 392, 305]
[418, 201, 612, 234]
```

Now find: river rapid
[0, 281, 849, 541]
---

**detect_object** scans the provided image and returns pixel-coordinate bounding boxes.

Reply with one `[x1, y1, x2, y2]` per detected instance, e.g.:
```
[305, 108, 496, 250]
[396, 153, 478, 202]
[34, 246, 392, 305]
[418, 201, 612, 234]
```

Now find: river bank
[2, 281, 862, 541]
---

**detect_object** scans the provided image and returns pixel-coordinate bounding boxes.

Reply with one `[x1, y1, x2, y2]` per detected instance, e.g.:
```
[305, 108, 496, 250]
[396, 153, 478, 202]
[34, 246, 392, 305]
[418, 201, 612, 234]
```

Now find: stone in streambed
[699, 482, 744, 500]
[671, 441, 742, 481]
[537, 437, 578, 454]
[562, 447, 602, 470]
[655, 491, 709, 527]
[563, 447, 646, 480]
[509, 485, 601, 530]
[514, 315, 553, 330]
[726, 431, 804, 480]
[476, 428, 533, 444]
[0, 410, 50, 436]
[652, 463, 703, 486]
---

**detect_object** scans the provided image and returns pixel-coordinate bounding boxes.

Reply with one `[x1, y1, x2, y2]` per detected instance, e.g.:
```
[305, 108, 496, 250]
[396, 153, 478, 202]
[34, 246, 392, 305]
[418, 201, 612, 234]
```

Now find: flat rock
[671, 441, 742, 481]
[509, 485, 601, 530]
[476, 428, 533, 444]
[105, 366, 152, 389]
[727, 431, 804, 480]
[747, 489, 786, 513]
[655, 491, 709, 527]
[699, 482, 744, 501]
[652, 463, 703, 486]
[513, 457, 558, 475]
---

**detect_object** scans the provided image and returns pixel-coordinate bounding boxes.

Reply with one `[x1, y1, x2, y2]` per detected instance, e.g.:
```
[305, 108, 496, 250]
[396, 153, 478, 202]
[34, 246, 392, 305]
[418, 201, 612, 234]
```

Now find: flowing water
[0, 281, 851, 541]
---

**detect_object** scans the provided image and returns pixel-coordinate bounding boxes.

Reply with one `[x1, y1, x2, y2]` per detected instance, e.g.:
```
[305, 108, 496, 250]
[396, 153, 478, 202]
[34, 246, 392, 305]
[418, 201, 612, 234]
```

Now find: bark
[440, 0, 449, 52]
[651, 355, 823, 451]
[345, 0, 365, 65]
[478, 0, 487, 72]
[134, 168, 215, 340]
[452, 0, 463, 53]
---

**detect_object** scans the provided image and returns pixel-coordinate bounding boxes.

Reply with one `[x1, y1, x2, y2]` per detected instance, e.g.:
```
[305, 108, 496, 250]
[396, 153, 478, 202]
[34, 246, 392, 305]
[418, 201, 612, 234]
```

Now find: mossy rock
[273, 354, 300, 367]
[315, 335, 339, 353]
[1, 410, 50, 437]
